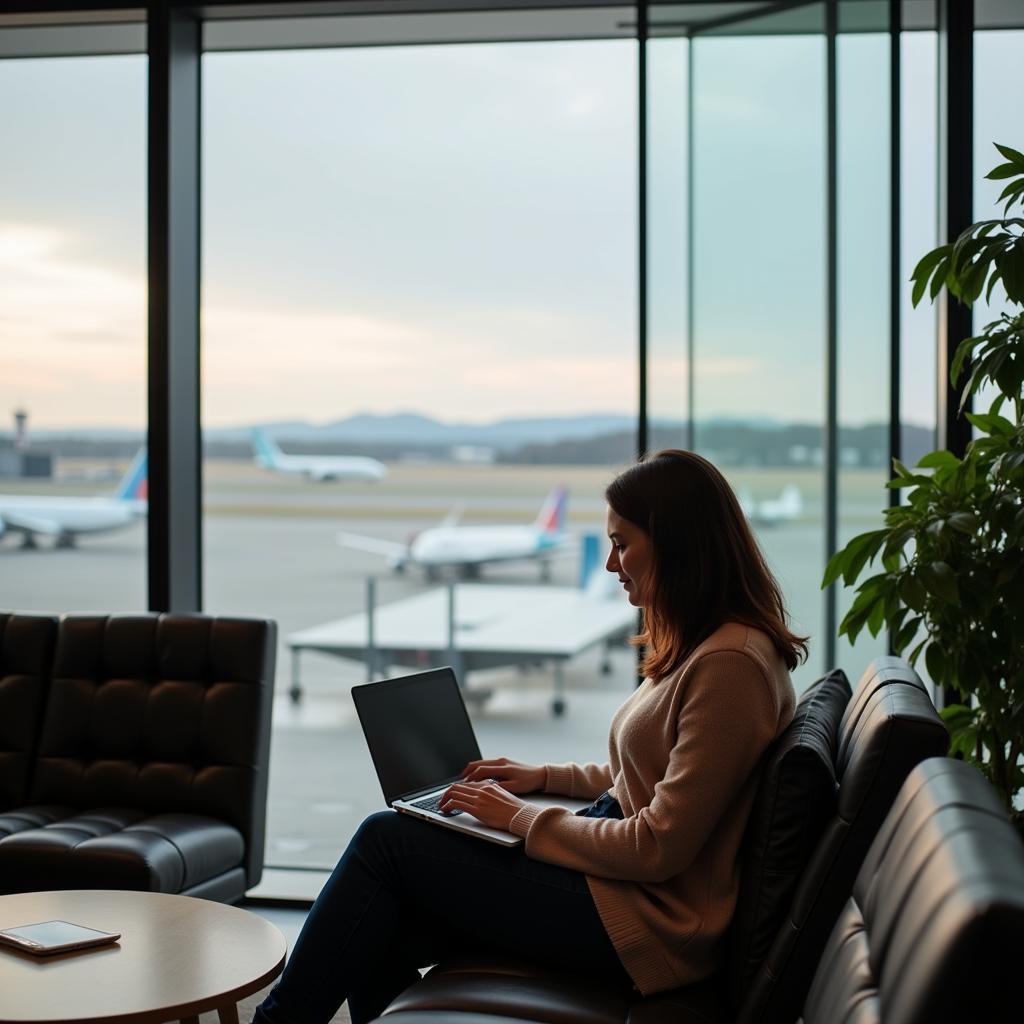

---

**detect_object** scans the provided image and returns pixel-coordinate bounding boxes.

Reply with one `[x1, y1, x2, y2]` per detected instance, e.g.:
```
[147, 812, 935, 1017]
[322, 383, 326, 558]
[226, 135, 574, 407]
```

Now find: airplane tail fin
[252, 428, 283, 468]
[535, 486, 568, 535]
[114, 449, 148, 502]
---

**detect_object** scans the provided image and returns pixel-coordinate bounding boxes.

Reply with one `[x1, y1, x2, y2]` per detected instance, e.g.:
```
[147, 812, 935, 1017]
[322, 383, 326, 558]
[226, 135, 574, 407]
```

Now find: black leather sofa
[800, 756, 1024, 1023]
[372, 656, 950, 1024]
[0, 611, 275, 903]
[381, 757, 1024, 1024]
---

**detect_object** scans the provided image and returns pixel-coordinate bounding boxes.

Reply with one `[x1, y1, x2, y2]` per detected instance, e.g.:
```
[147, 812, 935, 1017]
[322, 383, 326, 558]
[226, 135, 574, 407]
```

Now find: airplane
[251, 428, 387, 483]
[337, 486, 570, 581]
[0, 450, 147, 549]
[737, 484, 803, 526]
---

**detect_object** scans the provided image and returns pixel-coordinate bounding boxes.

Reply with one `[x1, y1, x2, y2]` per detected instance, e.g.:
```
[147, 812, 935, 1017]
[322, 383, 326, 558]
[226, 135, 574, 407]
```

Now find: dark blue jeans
[253, 808, 630, 1024]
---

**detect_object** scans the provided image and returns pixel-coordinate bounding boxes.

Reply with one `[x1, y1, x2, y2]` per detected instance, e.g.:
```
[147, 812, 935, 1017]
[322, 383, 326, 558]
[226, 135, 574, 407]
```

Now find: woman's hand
[460, 757, 546, 794]
[438, 780, 527, 831]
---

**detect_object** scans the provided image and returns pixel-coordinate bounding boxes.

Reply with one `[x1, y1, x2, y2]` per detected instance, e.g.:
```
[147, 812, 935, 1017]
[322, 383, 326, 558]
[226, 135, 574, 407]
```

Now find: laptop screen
[352, 667, 482, 805]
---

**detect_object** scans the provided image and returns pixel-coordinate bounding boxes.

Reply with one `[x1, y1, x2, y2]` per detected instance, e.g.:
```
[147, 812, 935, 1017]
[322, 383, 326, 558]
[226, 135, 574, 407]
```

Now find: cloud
[0, 223, 145, 351]
[200, 299, 635, 425]
[0, 223, 146, 427]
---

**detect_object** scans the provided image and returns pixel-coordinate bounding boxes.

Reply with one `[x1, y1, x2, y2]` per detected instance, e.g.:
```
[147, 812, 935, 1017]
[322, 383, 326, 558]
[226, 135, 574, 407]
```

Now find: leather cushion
[0, 614, 58, 809]
[385, 955, 725, 1024]
[727, 668, 850, 1004]
[0, 804, 72, 839]
[0, 806, 243, 894]
[386, 960, 635, 1024]
[803, 758, 1024, 1024]
[836, 656, 929, 771]
[384, 1016, 545, 1024]
[737, 659, 948, 1024]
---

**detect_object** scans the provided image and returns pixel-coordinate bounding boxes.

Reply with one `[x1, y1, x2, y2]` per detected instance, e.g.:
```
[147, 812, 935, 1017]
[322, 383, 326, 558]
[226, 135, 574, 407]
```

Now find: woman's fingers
[462, 764, 544, 794]
[440, 781, 501, 809]
[439, 781, 524, 830]
[463, 766, 510, 783]
[440, 781, 484, 806]
[463, 757, 508, 769]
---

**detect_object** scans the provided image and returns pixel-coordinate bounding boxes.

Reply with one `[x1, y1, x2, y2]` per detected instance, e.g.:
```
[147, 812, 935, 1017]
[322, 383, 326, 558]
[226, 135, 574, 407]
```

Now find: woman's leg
[253, 810, 628, 1024]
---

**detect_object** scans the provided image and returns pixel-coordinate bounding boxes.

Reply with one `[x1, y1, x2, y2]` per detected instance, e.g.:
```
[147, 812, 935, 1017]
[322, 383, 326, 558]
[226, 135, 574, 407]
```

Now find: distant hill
[499, 421, 937, 468]
[3, 413, 937, 469]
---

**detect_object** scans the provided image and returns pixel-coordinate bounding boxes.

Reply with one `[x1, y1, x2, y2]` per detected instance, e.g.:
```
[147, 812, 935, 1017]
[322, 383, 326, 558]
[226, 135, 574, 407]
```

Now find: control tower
[0, 409, 53, 478]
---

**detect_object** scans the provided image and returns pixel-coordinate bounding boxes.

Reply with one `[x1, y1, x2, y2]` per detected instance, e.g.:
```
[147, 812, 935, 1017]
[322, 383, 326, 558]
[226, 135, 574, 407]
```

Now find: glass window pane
[202, 39, 638, 871]
[0, 53, 147, 611]
[900, 28, 938, 464]
[972, 29, 1024, 413]
[647, 36, 690, 452]
[836, 12, 891, 673]
[691, 10, 826, 691]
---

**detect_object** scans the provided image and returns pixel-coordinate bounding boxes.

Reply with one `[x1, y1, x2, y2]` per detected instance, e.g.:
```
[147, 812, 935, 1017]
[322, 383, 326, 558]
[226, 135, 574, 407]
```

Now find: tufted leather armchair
[373, 657, 949, 1024]
[0, 612, 275, 903]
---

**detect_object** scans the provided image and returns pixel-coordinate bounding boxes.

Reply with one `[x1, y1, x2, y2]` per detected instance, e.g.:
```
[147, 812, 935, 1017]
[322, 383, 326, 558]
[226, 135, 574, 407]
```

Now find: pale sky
[1, 30, 1020, 432]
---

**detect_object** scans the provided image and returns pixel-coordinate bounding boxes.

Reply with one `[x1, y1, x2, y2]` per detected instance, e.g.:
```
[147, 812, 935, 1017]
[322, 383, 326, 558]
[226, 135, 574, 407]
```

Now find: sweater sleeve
[509, 650, 779, 883]
[543, 761, 614, 799]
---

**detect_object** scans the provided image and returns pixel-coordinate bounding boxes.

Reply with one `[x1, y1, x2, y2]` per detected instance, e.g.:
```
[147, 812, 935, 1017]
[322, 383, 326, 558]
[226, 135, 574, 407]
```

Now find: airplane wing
[0, 511, 63, 536]
[336, 531, 408, 559]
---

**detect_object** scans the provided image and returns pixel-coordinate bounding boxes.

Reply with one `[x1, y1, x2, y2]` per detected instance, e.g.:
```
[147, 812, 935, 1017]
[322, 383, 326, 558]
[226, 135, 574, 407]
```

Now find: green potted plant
[823, 143, 1024, 830]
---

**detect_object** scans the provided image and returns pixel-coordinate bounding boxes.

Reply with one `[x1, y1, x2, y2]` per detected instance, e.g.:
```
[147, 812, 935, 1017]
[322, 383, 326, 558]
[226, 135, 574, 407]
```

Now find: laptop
[352, 667, 591, 846]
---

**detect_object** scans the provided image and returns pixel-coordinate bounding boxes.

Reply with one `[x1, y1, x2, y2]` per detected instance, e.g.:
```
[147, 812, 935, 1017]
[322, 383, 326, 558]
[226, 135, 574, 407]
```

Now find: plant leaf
[950, 334, 985, 387]
[866, 598, 887, 637]
[986, 161, 1021, 180]
[929, 255, 952, 300]
[947, 511, 980, 534]
[908, 637, 928, 665]
[917, 450, 960, 469]
[994, 142, 1024, 167]
[920, 561, 959, 604]
[925, 641, 948, 686]
[893, 614, 923, 653]
[911, 245, 951, 307]
[996, 242, 1024, 303]
[940, 703, 978, 731]
[997, 177, 1024, 214]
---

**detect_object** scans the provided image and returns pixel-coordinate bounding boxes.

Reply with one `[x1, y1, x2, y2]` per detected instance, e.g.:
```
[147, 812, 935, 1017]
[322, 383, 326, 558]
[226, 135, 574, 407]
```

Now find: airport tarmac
[0, 458, 891, 871]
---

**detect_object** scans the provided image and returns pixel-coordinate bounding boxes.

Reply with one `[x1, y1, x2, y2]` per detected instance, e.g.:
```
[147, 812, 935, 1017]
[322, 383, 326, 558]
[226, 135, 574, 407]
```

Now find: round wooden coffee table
[0, 890, 287, 1024]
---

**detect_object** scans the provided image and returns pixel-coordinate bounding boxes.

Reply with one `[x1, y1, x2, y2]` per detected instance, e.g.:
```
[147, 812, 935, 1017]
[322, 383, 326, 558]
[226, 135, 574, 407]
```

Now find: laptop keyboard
[409, 793, 463, 817]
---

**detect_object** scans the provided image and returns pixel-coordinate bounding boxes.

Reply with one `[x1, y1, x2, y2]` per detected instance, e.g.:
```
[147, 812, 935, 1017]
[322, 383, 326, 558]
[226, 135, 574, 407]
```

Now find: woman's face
[606, 507, 655, 608]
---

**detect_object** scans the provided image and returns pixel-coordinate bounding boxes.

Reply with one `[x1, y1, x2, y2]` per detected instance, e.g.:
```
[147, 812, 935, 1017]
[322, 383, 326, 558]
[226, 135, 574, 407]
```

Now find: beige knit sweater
[508, 622, 796, 996]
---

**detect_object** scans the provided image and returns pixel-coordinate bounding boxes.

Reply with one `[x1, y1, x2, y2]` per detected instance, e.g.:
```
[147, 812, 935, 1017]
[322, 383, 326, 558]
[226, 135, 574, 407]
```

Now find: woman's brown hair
[605, 449, 808, 678]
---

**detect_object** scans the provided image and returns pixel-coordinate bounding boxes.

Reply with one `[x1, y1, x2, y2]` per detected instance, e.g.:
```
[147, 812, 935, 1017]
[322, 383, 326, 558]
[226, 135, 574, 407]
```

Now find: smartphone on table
[0, 920, 121, 956]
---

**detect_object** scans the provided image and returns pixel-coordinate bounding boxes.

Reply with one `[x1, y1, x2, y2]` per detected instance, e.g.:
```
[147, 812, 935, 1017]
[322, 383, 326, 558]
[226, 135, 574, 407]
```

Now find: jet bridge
[286, 576, 636, 716]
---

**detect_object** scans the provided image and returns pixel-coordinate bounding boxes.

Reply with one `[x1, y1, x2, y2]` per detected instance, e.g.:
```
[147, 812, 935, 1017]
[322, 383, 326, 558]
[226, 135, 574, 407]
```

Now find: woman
[253, 449, 805, 1024]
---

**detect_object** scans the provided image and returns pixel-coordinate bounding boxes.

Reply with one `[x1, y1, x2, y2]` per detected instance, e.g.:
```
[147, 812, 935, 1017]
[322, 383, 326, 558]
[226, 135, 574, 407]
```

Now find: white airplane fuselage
[261, 453, 386, 483]
[408, 525, 565, 568]
[0, 496, 146, 537]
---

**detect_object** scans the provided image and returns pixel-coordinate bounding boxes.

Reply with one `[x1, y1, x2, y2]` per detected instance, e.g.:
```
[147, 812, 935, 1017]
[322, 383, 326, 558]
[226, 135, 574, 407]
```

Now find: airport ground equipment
[286, 577, 635, 716]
